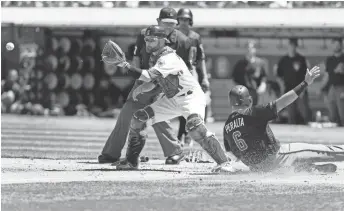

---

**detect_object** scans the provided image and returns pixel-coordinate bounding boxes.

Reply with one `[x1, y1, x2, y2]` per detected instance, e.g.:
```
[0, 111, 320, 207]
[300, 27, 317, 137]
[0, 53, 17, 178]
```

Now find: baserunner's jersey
[223, 102, 280, 166]
[147, 47, 202, 98]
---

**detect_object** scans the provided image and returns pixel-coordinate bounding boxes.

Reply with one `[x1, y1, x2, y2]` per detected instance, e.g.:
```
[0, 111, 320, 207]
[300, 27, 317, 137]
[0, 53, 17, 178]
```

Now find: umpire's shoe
[98, 154, 119, 164]
[114, 159, 139, 170]
[165, 153, 185, 165]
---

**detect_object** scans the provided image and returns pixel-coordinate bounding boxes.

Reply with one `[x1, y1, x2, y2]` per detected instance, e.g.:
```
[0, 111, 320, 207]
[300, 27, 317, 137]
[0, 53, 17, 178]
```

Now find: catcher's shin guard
[186, 114, 228, 164]
[126, 108, 153, 165]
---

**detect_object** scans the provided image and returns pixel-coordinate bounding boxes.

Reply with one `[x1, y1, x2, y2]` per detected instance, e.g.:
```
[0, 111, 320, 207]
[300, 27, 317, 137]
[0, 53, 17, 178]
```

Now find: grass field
[1, 114, 344, 211]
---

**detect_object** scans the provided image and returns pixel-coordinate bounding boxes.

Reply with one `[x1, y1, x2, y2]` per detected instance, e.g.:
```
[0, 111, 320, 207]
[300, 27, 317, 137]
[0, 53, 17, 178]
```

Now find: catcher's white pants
[150, 89, 206, 124]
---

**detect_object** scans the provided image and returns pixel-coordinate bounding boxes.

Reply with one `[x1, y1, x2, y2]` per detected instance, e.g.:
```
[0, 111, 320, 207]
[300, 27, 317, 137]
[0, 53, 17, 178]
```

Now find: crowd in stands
[2, 1, 344, 8]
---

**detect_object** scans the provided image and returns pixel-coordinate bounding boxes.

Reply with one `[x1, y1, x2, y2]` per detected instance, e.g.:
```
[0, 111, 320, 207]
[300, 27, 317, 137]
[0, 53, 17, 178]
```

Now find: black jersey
[223, 102, 280, 166]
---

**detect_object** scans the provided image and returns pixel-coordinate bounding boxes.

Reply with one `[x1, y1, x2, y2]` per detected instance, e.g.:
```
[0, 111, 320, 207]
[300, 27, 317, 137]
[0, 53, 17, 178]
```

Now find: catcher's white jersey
[149, 52, 203, 96]
[145, 50, 206, 124]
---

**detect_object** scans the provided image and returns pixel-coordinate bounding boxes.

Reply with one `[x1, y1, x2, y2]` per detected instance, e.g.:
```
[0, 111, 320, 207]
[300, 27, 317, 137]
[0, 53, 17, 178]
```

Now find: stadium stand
[1, 1, 344, 8]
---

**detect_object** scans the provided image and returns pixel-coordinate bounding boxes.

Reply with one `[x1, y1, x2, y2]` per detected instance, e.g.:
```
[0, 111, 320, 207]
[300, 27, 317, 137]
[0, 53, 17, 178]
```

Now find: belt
[178, 90, 193, 97]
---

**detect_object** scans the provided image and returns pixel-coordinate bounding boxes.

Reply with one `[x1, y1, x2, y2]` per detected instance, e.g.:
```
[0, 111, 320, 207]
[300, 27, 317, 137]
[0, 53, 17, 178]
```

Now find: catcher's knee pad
[131, 107, 154, 130]
[186, 114, 227, 164]
[127, 107, 154, 165]
[186, 113, 211, 140]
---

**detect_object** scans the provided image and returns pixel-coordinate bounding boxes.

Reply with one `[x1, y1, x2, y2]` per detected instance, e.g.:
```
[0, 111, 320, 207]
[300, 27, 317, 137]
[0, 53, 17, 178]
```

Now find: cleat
[98, 154, 119, 164]
[114, 159, 138, 170]
[312, 163, 337, 173]
[111, 158, 126, 166]
[211, 162, 238, 174]
[165, 153, 185, 165]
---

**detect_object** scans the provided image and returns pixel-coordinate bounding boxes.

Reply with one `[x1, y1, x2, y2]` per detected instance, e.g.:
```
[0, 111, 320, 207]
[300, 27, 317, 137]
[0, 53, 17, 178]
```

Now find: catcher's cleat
[98, 154, 119, 164]
[165, 153, 185, 165]
[114, 159, 139, 170]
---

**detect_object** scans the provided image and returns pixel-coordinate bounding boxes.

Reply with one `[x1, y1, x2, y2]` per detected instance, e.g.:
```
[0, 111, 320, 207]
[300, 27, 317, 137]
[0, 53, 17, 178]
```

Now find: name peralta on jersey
[223, 102, 280, 166]
[147, 46, 202, 98]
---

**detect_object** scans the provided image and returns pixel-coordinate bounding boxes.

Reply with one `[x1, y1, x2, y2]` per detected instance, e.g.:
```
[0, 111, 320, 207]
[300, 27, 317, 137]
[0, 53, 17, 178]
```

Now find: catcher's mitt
[101, 40, 128, 67]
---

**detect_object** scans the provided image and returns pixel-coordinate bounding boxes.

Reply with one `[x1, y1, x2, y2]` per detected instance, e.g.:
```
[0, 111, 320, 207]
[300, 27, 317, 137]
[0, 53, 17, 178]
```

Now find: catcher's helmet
[228, 85, 252, 107]
[177, 8, 193, 26]
[145, 25, 167, 38]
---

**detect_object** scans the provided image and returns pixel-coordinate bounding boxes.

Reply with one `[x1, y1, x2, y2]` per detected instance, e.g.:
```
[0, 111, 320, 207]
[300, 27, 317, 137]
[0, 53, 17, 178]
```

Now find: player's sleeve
[147, 55, 180, 79]
[251, 101, 278, 121]
[133, 30, 145, 57]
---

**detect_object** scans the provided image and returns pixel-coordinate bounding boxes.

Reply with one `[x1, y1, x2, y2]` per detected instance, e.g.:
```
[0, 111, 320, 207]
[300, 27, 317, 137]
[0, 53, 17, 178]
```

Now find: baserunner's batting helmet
[177, 8, 193, 26]
[228, 85, 252, 107]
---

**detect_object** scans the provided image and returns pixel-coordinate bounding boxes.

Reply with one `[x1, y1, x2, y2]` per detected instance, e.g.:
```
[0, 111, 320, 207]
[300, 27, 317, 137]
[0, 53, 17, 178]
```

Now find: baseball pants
[286, 91, 312, 125]
[327, 85, 344, 126]
[250, 143, 344, 172]
[101, 100, 182, 160]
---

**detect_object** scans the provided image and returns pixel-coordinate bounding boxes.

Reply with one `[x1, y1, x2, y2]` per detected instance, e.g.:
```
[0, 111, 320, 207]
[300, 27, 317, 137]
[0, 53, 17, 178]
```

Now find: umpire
[176, 8, 210, 146]
[276, 38, 311, 124]
[98, 7, 192, 164]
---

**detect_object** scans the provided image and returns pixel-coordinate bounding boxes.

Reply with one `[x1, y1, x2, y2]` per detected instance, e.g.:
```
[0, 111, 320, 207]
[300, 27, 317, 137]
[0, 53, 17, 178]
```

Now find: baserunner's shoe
[295, 163, 337, 173]
[114, 159, 138, 170]
[311, 163, 337, 173]
[211, 162, 239, 174]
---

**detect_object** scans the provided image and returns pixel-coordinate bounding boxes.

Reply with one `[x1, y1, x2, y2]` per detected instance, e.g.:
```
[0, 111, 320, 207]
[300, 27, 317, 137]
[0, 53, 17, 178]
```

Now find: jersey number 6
[232, 131, 248, 151]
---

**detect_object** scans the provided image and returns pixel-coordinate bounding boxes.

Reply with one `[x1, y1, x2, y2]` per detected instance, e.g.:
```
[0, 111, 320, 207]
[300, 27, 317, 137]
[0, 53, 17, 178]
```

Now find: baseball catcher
[101, 25, 232, 172]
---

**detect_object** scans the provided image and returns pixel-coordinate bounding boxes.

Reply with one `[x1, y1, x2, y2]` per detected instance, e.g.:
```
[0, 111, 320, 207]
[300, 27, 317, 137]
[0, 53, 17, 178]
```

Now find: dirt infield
[2, 115, 344, 211]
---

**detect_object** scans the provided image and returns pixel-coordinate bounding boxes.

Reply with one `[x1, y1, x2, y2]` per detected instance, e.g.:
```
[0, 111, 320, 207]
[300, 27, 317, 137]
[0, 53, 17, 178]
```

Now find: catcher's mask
[144, 25, 170, 44]
[177, 8, 193, 26]
[228, 85, 252, 108]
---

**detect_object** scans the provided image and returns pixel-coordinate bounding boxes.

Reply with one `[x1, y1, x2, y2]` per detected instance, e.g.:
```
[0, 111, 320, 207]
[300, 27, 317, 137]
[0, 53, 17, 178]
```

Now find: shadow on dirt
[44, 168, 182, 173]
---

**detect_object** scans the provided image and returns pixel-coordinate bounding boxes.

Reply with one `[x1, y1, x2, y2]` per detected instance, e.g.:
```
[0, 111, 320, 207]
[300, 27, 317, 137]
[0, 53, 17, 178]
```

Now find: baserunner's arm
[275, 66, 320, 113]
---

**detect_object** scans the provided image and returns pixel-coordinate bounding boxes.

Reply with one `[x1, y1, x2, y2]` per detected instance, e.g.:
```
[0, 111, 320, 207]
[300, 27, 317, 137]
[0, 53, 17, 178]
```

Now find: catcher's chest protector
[156, 74, 183, 98]
[151, 47, 183, 98]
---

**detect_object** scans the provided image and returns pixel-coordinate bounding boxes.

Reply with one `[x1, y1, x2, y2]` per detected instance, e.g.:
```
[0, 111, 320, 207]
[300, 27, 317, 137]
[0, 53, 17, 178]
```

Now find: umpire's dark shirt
[325, 53, 344, 86]
[133, 28, 192, 69]
[277, 53, 308, 92]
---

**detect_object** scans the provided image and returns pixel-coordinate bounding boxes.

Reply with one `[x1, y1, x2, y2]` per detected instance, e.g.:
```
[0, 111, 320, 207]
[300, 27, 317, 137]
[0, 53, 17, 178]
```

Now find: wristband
[293, 81, 308, 96]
